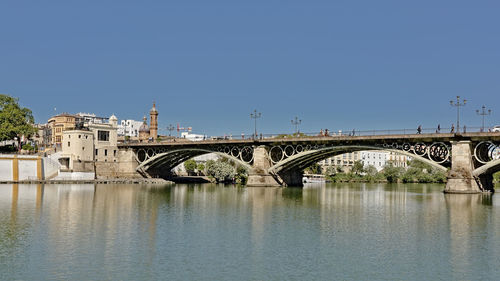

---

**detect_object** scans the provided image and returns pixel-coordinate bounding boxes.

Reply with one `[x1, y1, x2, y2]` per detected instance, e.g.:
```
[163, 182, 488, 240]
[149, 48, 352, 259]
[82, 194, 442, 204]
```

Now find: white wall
[54, 172, 95, 180]
[44, 157, 61, 179]
[0, 160, 13, 181]
[18, 160, 37, 180]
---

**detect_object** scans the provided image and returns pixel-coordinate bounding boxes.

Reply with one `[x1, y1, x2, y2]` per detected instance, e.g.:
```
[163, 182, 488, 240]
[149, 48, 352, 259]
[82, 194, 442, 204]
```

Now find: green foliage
[235, 165, 248, 185]
[305, 163, 322, 174]
[383, 164, 403, 183]
[324, 165, 337, 176]
[494, 172, 500, 188]
[183, 159, 197, 174]
[324, 159, 447, 184]
[364, 165, 378, 176]
[22, 143, 35, 151]
[196, 163, 205, 174]
[0, 94, 36, 141]
[394, 160, 447, 183]
[0, 145, 16, 153]
[206, 159, 236, 182]
[351, 160, 364, 175]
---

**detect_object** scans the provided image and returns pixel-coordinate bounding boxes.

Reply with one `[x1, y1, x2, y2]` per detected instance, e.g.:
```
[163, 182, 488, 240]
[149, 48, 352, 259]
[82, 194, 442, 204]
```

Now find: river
[0, 183, 499, 280]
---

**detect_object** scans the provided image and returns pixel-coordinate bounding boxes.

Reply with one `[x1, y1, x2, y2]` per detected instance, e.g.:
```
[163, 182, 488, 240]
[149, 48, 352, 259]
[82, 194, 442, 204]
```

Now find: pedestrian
[319, 129, 324, 136]
[352, 129, 355, 136]
[417, 125, 422, 134]
[451, 124, 455, 133]
[437, 124, 440, 133]
[463, 125, 466, 133]
[241, 133, 244, 139]
[324, 129, 329, 136]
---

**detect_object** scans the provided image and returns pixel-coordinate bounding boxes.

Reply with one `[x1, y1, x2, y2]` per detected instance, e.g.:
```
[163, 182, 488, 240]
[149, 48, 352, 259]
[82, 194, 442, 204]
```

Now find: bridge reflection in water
[0, 183, 499, 280]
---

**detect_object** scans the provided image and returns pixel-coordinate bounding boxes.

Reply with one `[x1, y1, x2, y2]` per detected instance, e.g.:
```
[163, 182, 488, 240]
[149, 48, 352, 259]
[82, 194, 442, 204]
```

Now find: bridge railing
[119, 126, 491, 144]
[249, 126, 486, 140]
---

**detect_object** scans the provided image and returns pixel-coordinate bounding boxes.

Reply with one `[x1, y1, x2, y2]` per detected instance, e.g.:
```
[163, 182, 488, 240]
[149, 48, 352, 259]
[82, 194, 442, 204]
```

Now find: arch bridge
[118, 132, 500, 193]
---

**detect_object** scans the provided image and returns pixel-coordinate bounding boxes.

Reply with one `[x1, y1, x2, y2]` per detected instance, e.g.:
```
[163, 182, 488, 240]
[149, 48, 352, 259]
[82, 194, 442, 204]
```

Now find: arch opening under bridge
[136, 148, 254, 178]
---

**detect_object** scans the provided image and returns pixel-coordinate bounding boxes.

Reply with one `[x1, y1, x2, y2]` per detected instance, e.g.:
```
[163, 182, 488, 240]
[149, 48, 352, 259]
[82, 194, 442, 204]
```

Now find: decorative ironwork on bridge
[134, 145, 255, 165]
[266, 141, 452, 166]
[474, 141, 500, 164]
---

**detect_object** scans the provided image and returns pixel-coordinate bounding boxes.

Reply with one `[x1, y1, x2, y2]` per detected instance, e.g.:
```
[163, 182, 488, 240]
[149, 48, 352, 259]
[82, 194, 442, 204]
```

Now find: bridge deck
[119, 132, 500, 148]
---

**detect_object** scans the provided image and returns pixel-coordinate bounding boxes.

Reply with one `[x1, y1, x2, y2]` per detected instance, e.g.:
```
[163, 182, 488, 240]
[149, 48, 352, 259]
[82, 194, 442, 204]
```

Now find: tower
[149, 102, 158, 140]
[139, 116, 150, 142]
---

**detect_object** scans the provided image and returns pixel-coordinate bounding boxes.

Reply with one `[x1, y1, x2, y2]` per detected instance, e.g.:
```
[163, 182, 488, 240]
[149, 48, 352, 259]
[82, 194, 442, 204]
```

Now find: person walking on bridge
[436, 124, 441, 133]
[451, 124, 455, 133]
[417, 125, 422, 134]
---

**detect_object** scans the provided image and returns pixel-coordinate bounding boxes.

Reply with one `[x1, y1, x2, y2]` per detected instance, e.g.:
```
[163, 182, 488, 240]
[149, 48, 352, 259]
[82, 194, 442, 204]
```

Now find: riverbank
[0, 178, 173, 185]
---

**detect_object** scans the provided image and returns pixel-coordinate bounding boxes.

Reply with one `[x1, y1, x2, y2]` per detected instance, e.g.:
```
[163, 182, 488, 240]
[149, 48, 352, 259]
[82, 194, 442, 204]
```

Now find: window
[82, 147, 85, 150]
[104, 149, 107, 156]
[79, 135, 81, 138]
[95, 149, 98, 156]
[98, 130, 110, 141]
[68, 142, 70, 147]
[113, 150, 116, 157]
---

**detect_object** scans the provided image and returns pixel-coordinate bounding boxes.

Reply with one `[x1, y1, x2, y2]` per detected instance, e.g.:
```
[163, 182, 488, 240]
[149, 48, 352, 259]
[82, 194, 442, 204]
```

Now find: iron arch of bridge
[473, 159, 500, 177]
[136, 148, 254, 173]
[268, 145, 448, 175]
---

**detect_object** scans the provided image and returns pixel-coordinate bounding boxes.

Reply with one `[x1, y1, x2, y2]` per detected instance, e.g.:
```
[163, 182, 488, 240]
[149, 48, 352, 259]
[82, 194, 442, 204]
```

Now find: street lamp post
[166, 124, 175, 136]
[291, 116, 301, 135]
[476, 106, 491, 132]
[450, 96, 466, 133]
[250, 110, 261, 139]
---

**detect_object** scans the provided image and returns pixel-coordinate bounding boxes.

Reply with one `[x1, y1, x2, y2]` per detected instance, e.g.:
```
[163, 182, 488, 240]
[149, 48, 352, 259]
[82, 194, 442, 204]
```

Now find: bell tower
[149, 102, 158, 140]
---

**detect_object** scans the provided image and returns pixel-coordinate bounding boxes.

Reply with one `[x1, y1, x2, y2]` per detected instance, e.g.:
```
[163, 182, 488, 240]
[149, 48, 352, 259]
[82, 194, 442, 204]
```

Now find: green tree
[0, 94, 36, 141]
[305, 163, 322, 174]
[383, 164, 403, 183]
[196, 163, 205, 175]
[184, 159, 197, 175]
[235, 165, 248, 184]
[205, 159, 236, 182]
[351, 160, 364, 175]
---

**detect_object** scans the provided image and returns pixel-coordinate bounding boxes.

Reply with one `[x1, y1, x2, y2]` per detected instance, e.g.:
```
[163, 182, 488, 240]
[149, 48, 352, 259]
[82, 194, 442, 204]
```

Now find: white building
[181, 132, 207, 141]
[118, 119, 143, 137]
[387, 151, 410, 168]
[89, 115, 119, 163]
[75, 113, 108, 125]
[360, 151, 388, 171]
[60, 130, 94, 171]
[59, 115, 119, 171]
[319, 150, 409, 172]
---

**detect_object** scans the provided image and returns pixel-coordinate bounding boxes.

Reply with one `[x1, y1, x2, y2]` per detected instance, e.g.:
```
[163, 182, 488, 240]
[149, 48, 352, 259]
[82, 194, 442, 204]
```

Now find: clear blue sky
[1, 0, 499, 136]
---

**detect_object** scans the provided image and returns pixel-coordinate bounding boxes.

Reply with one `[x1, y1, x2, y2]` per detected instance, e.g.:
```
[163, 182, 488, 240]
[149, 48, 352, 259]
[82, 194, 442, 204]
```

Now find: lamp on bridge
[450, 96, 466, 133]
[476, 106, 491, 132]
[166, 124, 175, 136]
[250, 109, 262, 139]
[291, 116, 302, 135]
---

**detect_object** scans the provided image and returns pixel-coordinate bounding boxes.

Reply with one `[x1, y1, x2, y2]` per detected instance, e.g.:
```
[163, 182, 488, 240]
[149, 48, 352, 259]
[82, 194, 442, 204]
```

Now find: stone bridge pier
[445, 140, 494, 193]
[247, 146, 302, 187]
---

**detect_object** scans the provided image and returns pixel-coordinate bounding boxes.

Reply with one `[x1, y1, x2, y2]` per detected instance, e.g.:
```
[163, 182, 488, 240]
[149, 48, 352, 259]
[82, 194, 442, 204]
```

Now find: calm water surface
[0, 183, 499, 280]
